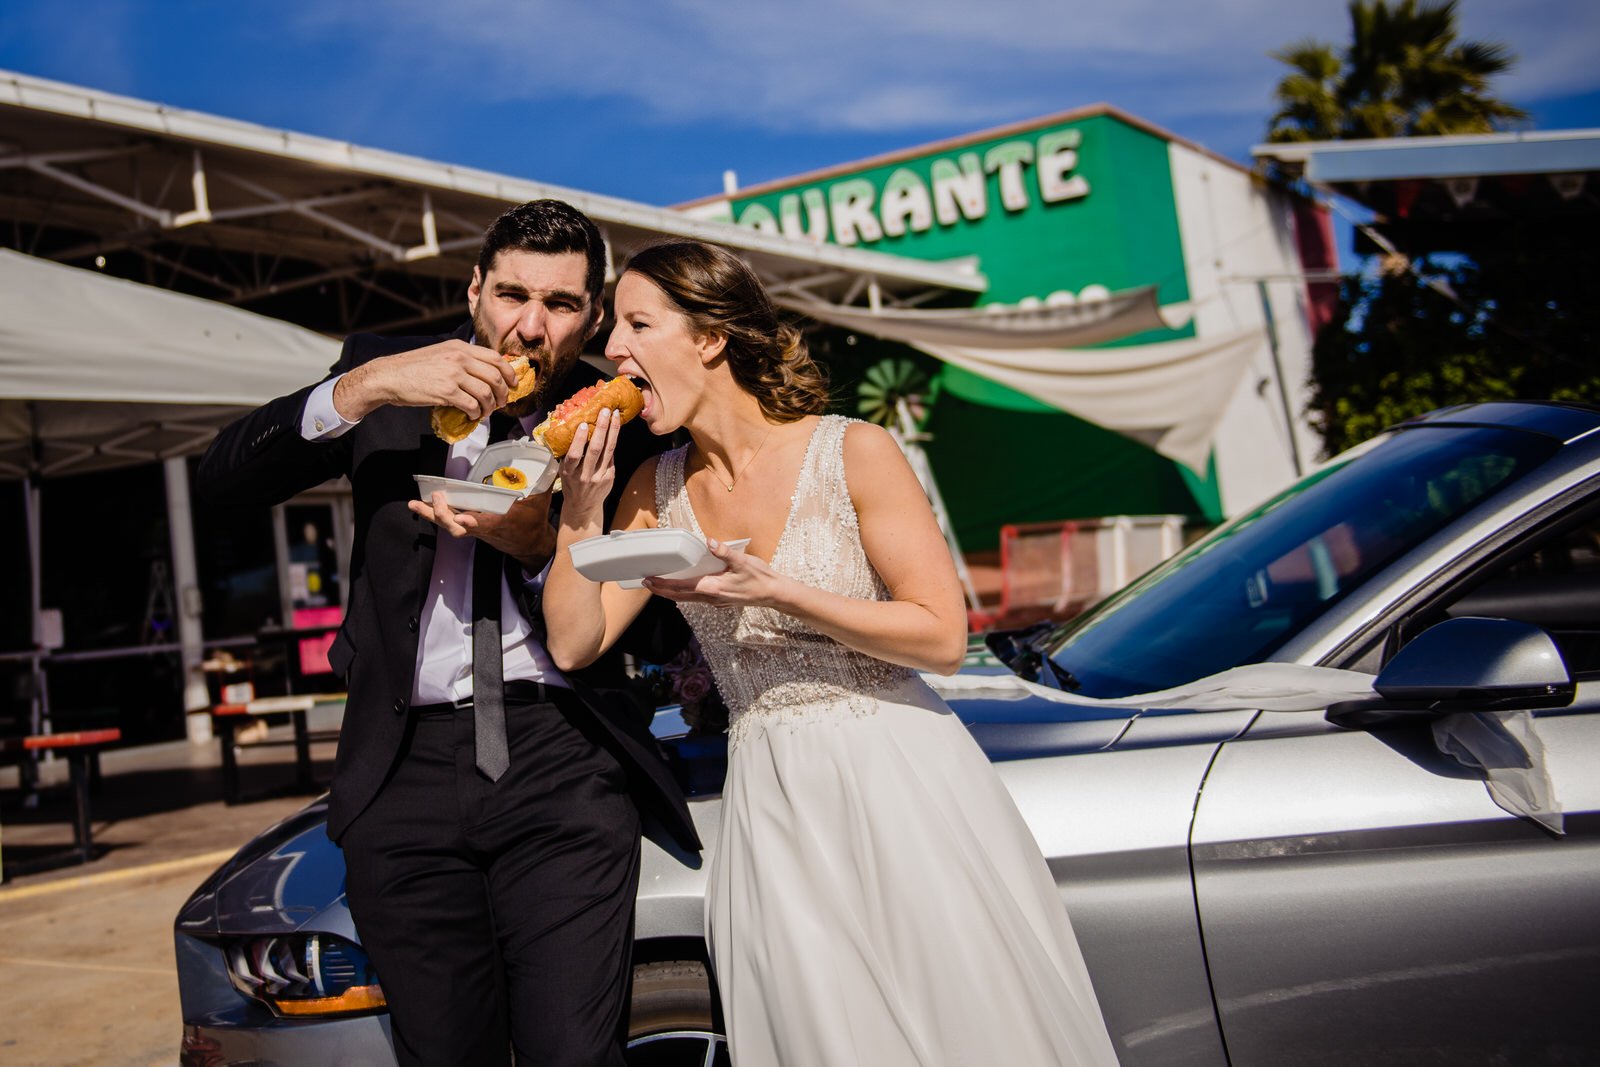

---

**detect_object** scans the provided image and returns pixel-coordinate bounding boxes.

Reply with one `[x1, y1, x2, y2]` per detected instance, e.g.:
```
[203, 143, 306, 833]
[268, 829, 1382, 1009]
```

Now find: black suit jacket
[196, 324, 699, 850]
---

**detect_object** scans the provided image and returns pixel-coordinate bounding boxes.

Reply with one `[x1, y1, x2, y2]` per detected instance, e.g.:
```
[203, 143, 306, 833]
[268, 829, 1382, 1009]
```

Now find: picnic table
[210, 694, 344, 805]
[0, 728, 122, 877]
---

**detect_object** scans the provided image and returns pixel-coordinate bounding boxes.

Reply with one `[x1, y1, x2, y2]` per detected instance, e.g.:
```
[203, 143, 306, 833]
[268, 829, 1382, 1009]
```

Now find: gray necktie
[470, 412, 515, 781]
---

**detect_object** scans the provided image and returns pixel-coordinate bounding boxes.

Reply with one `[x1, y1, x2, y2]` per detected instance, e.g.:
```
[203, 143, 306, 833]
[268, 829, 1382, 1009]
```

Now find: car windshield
[1040, 425, 1561, 698]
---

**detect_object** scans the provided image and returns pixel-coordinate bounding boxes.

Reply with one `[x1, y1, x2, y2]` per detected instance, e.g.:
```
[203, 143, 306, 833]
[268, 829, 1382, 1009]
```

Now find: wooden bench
[0, 728, 122, 877]
[211, 695, 344, 806]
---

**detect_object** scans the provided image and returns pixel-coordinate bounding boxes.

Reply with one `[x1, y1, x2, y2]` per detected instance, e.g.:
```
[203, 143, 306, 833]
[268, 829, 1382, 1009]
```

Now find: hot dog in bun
[534, 376, 644, 457]
[429, 354, 539, 443]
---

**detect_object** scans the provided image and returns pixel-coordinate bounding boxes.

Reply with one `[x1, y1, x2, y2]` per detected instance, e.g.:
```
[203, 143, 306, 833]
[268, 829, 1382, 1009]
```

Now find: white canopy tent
[0, 249, 341, 737]
[0, 248, 340, 478]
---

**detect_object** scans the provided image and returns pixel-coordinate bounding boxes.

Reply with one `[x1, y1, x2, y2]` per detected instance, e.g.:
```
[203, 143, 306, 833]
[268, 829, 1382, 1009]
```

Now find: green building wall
[725, 110, 1225, 550]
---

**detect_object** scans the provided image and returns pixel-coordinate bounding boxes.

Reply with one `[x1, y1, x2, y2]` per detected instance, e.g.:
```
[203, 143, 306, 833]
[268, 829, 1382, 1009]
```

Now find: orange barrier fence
[970, 515, 1187, 632]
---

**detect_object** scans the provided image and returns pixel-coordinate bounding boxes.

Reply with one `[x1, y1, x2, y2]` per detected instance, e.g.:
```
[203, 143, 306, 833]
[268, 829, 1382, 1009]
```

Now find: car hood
[651, 675, 1148, 777]
[943, 684, 1141, 760]
[174, 795, 357, 941]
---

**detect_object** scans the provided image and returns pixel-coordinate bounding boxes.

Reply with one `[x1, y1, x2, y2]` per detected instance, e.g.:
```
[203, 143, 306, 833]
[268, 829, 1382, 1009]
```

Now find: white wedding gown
[657, 416, 1119, 1066]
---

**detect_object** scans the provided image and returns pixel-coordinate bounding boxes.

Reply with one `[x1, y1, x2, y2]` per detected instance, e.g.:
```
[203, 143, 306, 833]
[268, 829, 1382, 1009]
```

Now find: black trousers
[340, 687, 642, 1067]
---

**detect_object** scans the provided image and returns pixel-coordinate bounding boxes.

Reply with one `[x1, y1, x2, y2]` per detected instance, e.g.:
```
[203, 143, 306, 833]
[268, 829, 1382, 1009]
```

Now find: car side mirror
[1327, 617, 1574, 728]
[985, 622, 1055, 683]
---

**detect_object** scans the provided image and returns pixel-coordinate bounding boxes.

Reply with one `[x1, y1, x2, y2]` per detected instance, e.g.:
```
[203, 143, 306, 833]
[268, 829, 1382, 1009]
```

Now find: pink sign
[292, 606, 345, 675]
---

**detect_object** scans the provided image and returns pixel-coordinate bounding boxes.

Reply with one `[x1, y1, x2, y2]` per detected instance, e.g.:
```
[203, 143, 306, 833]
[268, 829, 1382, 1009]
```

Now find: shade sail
[782, 282, 1259, 471]
[913, 331, 1260, 472]
[0, 249, 341, 477]
[780, 285, 1171, 351]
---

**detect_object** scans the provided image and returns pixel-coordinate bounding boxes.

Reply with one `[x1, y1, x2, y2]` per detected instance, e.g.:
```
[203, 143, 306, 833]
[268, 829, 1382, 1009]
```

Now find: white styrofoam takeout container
[412, 439, 560, 515]
[569, 528, 750, 589]
[413, 474, 525, 515]
[468, 439, 559, 494]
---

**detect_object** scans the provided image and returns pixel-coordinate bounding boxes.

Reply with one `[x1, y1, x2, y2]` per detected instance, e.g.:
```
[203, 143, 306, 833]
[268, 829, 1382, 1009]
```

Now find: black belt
[410, 681, 561, 716]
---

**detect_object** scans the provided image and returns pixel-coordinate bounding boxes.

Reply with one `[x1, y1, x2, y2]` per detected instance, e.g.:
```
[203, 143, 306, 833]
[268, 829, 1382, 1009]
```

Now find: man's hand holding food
[331, 338, 524, 425]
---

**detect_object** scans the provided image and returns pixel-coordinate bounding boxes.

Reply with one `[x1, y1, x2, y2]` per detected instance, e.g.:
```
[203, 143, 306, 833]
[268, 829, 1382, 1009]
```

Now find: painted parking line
[0, 848, 236, 904]
[0, 953, 171, 977]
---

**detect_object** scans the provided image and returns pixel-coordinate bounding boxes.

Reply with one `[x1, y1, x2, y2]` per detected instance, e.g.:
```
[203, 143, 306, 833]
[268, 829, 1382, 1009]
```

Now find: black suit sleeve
[195, 338, 357, 507]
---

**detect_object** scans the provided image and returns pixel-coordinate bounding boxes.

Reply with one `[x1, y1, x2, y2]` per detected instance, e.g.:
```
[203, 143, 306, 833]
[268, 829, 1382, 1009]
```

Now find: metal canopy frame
[1251, 129, 1600, 228]
[1252, 128, 1600, 185]
[1, 69, 986, 340]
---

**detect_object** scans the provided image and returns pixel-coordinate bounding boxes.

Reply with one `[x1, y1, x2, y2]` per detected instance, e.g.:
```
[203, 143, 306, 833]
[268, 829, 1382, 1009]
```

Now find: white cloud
[291, 0, 1597, 135]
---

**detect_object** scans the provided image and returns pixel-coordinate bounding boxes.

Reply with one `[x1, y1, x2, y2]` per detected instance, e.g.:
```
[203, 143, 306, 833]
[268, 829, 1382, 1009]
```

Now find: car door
[990, 707, 1254, 1067]
[1187, 504, 1600, 1065]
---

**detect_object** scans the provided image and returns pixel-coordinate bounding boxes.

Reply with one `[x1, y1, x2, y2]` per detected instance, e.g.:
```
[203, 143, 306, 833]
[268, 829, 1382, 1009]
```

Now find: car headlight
[224, 933, 386, 1018]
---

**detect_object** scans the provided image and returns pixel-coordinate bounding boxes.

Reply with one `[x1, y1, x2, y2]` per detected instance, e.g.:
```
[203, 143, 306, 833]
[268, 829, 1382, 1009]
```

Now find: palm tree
[1268, 0, 1527, 143]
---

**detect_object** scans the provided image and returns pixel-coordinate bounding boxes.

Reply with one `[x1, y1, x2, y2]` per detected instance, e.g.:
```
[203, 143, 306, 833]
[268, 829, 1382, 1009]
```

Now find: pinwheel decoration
[856, 358, 929, 431]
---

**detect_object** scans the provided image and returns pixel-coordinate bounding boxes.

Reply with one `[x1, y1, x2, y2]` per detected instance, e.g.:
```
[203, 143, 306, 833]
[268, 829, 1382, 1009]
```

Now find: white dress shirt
[301, 376, 566, 705]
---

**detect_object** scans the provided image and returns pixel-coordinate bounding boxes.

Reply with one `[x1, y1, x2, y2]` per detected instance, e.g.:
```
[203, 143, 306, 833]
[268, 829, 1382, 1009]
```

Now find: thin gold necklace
[703, 427, 774, 492]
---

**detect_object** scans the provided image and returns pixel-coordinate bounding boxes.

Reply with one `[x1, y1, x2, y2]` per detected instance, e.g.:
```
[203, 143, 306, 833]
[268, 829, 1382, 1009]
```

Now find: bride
[543, 240, 1119, 1066]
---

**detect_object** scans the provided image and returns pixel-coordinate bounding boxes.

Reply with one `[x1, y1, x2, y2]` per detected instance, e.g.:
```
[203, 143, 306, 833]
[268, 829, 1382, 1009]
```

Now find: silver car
[177, 400, 1600, 1065]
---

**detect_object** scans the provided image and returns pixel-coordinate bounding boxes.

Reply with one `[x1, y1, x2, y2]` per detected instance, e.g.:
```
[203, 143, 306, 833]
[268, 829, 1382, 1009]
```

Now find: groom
[197, 199, 699, 1066]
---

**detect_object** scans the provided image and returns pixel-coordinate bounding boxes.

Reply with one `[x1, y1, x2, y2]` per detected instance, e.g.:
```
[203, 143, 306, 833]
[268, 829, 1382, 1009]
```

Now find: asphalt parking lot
[0, 725, 338, 1067]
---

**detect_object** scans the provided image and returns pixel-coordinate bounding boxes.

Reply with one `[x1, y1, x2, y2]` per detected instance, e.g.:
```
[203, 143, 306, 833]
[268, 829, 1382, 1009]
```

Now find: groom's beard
[475, 311, 578, 418]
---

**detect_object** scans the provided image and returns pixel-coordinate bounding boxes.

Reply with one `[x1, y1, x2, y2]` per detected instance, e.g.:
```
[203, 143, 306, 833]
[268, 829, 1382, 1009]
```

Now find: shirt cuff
[300, 376, 361, 440]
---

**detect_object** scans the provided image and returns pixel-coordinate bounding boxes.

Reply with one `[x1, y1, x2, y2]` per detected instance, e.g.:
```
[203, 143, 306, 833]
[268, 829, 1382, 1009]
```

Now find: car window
[1396, 504, 1600, 679]
[1041, 426, 1560, 699]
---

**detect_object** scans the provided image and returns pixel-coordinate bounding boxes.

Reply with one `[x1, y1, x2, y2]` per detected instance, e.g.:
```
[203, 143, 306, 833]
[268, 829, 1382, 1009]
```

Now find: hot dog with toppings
[534, 376, 644, 457]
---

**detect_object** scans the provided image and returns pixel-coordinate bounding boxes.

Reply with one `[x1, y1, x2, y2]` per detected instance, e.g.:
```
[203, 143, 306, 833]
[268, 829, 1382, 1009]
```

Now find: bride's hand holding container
[644, 537, 784, 608]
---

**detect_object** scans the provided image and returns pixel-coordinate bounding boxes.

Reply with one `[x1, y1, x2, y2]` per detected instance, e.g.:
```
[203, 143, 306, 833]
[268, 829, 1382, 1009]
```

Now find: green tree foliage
[1265, 0, 1596, 456]
[1268, 0, 1527, 143]
[1310, 247, 1600, 455]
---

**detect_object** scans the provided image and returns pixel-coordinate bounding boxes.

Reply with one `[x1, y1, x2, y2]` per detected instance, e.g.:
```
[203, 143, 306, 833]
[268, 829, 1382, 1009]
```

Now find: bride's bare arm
[542, 415, 657, 671]
[645, 422, 967, 675]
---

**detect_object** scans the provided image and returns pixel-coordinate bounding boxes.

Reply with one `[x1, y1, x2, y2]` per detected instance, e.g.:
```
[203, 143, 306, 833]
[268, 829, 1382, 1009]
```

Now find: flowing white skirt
[706, 676, 1119, 1066]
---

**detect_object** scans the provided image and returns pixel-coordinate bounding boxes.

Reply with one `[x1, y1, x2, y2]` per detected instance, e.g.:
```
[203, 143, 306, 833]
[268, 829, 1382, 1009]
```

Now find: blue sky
[2, 0, 1597, 207]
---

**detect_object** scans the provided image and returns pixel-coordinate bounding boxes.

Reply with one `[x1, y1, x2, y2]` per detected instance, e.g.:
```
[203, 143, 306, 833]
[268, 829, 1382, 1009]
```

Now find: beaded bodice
[655, 415, 914, 747]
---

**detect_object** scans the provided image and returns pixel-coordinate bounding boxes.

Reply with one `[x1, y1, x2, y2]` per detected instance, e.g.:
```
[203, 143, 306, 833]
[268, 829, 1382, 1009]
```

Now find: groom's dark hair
[477, 199, 607, 304]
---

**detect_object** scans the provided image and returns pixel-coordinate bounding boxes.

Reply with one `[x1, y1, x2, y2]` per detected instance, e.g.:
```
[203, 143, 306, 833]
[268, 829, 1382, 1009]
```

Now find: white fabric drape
[913, 331, 1260, 472]
[782, 289, 1259, 472]
[780, 286, 1169, 350]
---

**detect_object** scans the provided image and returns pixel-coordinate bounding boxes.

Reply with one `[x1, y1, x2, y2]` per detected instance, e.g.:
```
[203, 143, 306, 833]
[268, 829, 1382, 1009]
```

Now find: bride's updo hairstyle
[621, 241, 829, 422]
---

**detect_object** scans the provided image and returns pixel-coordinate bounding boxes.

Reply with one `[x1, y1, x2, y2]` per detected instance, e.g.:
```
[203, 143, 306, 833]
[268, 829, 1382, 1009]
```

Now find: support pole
[163, 457, 212, 742]
[400, 192, 442, 261]
[170, 150, 213, 228]
[893, 399, 982, 614]
[1256, 280, 1305, 478]
[271, 503, 293, 628]
[24, 474, 49, 737]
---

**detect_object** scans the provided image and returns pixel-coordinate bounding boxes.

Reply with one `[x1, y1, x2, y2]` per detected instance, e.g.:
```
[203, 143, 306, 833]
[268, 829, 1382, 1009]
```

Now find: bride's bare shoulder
[840, 420, 916, 504]
[841, 419, 901, 465]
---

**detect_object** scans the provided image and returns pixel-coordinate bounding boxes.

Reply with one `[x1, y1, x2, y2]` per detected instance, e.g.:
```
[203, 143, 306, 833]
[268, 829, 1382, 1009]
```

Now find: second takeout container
[413, 474, 525, 515]
[569, 528, 750, 588]
[467, 439, 559, 495]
